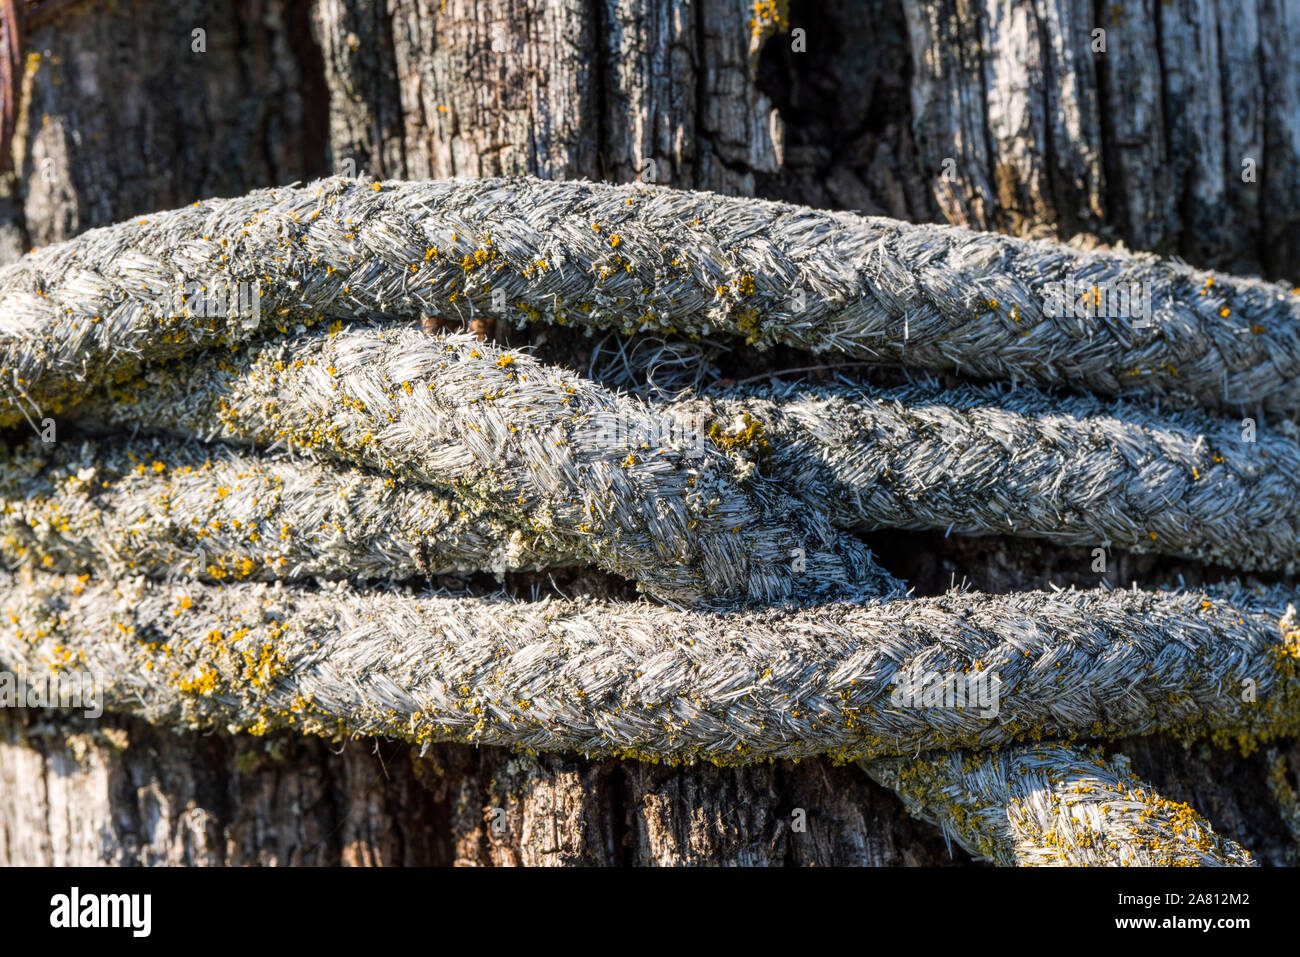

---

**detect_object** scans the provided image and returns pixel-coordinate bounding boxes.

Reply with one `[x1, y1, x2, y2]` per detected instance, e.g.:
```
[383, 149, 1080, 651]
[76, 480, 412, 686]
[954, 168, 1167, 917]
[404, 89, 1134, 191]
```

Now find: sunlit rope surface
[4, 176, 1300, 429]
[1, 178, 1290, 867]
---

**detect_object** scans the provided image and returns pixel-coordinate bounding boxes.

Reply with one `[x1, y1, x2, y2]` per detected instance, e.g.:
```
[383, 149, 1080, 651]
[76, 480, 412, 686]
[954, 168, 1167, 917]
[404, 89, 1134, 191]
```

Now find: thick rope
[681, 380, 1300, 572]
[2, 572, 1295, 763]
[80, 324, 1300, 576]
[72, 326, 898, 605]
[2, 178, 1292, 866]
[863, 744, 1255, 866]
[4, 176, 1300, 429]
[11, 307, 1289, 868]
[0, 433, 563, 582]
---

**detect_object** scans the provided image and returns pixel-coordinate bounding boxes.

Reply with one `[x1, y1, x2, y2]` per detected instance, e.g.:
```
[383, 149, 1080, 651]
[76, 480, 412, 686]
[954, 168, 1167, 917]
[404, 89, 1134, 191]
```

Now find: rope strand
[863, 744, 1255, 866]
[0, 432, 564, 582]
[682, 380, 1300, 571]
[74, 326, 898, 604]
[3, 572, 1295, 763]
[5, 176, 1300, 428]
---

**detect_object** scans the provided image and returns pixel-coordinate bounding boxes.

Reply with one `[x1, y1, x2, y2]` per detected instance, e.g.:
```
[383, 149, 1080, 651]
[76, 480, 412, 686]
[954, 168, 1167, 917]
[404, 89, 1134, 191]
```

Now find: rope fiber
[2, 177, 1291, 867]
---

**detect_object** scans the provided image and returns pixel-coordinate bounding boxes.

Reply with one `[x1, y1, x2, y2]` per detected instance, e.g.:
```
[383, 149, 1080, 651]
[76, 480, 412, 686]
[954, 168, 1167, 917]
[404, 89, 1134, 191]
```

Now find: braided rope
[681, 380, 1300, 572]
[81, 323, 1300, 577]
[0, 427, 1264, 866]
[0, 433, 563, 582]
[2, 572, 1295, 763]
[4, 177, 1300, 430]
[864, 745, 1255, 866]
[2, 178, 1293, 865]
[73, 325, 897, 605]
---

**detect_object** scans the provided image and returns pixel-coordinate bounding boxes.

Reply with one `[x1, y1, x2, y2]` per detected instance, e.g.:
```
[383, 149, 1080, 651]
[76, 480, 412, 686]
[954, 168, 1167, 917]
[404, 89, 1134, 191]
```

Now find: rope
[4, 176, 1300, 431]
[1, 178, 1292, 866]
[864, 744, 1255, 866]
[71, 325, 899, 605]
[679, 380, 1300, 572]
[0, 432, 563, 582]
[3, 572, 1295, 763]
[78, 325, 1300, 578]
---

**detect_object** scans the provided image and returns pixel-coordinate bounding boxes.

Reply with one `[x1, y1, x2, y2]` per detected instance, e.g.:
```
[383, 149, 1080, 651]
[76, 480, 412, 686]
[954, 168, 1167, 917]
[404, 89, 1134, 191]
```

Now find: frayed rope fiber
[4, 176, 1300, 429]
[86, 324, 1300, 580]
[0, 432, 565, 582]
[73, 326, 898, 605]
[863, 744, 1255, 866]
[2, 178, 1290, 866]
[3, 572, 1296, 763]
[680, 379, 1300, 572]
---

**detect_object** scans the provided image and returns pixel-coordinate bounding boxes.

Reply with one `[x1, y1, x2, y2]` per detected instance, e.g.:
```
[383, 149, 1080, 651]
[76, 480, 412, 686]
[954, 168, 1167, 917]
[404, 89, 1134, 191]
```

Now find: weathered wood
[380, 0, 600, 181]
[897, 0, 1300, 277]
[6, 0, 328, 252]
[0, 710, 962, 865]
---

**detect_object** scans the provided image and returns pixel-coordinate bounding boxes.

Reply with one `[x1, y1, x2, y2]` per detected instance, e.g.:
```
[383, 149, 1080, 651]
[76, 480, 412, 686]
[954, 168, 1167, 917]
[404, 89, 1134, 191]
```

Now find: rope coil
[2, 572, 1295, 763]
[864, 745, 1256, 866]
[1, 177, 1288, 866]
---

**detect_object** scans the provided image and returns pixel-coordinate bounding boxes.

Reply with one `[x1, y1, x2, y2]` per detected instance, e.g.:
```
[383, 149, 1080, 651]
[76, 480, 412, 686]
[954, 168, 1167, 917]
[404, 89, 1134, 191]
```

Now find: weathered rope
[72, 326, 897, 605]
[681, 380, 1300, 572]
[3, 177, 1293, 865]
[4, 176, 1300, 429]
[0, 433, 564, 582]
[79, 322, 1300, 576]
[2, 572, 1295, 763]
[863, 744, 1255, 866]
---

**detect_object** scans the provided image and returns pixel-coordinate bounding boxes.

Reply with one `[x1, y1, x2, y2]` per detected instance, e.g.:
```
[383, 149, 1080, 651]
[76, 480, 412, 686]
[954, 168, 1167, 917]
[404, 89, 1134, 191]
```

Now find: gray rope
[863, 744, 1255, 866]
[3, 572, 1295, 763]
[681, 380, 1300, 572]
[4, 176, 1300, 429]
[72, 326, 899, 605]
[76, 322, 1300, 577]
[0, 432, 563, 582]
[4, 177, 1294, 864]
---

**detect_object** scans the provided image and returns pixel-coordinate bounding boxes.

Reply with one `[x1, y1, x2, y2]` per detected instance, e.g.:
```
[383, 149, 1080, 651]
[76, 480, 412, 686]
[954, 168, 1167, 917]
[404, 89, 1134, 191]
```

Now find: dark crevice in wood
[1033, 5, 1056, 232]
[1254, 0, 1272, 278]
[285, 0, 333, 181]
[691, 0, 708, 189]
[592, 0, 610, 181]
[381, 0, 405, 179]
[1214, 12, 1235, 267]
[1151, 0, 1174, 235]
[606, 761, 633, 866]
[1091, 0, 1119, 236]
[310, 737, 347, 864]
[207, 734, 235, 865]
[754, 0, 917, 216]
[969, 5, 1001, 233]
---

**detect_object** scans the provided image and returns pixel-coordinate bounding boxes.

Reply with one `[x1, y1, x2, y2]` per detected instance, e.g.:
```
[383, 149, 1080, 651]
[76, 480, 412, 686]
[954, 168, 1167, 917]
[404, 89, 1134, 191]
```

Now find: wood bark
[1, 0, 1299, 865]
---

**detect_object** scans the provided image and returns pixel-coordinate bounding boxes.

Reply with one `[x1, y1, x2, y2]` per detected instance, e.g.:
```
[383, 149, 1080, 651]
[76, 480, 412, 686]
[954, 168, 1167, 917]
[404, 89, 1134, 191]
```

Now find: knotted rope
[56, 325, 1300, 580]
[2, 177, 1289, 866]
[70, 326, 894, 605]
